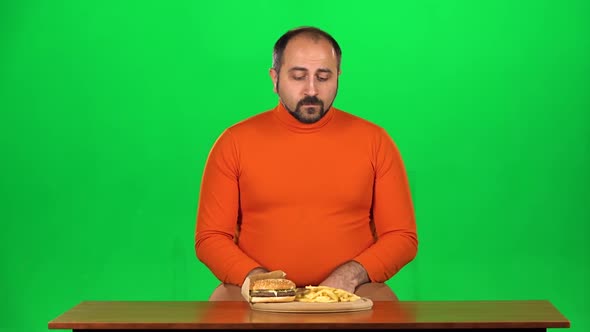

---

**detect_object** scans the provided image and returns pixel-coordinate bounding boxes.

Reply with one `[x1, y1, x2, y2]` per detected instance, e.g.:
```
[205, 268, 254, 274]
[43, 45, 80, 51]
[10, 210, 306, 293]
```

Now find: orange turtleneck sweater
[195, 103, 417, 287]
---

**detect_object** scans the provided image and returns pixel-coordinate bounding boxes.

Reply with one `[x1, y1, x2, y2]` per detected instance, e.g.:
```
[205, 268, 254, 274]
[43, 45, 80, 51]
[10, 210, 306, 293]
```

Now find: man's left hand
[319, 261, 370, 294]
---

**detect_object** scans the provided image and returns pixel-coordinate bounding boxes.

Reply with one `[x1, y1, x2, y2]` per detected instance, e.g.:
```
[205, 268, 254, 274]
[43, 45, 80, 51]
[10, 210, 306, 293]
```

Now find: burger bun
[250, 295, 296, 303]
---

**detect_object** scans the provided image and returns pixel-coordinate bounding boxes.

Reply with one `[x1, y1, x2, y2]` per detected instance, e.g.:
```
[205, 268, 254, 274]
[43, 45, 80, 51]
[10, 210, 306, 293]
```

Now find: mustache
[298, 96, 322, 106]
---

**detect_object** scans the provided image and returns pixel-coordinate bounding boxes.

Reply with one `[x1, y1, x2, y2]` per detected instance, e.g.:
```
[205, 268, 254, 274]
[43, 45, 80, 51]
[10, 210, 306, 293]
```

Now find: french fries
[295, 286, 361, 303]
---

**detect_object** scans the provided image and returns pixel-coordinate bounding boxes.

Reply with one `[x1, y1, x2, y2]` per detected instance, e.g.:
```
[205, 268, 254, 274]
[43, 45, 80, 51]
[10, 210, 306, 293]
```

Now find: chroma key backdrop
[1, 1, 588, 332]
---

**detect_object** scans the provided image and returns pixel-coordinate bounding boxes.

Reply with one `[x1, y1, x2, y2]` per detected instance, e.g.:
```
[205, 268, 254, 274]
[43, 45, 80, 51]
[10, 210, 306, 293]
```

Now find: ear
[269, 68, 278, 93]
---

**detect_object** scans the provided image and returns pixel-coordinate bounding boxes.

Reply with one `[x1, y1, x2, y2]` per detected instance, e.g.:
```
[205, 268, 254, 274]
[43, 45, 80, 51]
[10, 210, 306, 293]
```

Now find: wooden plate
[250, 298, 373, 313]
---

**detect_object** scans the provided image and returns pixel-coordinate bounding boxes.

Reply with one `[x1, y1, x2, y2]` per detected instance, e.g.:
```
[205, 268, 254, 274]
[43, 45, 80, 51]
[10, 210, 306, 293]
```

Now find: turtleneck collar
[272, 101, 336, 133]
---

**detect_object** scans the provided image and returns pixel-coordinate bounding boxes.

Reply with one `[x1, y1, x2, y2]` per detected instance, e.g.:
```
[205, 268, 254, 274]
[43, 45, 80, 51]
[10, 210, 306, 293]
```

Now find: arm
[321, 128, 418, 288]
[194, 129, 264, 286]
[354, 127, 418, 282]
[319, 261, 369, 293]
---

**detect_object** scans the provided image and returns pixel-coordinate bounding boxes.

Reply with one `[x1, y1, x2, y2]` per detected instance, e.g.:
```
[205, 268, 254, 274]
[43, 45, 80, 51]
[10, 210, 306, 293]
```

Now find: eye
[317, 75, 329, 82]
[292, 75, 306, 81]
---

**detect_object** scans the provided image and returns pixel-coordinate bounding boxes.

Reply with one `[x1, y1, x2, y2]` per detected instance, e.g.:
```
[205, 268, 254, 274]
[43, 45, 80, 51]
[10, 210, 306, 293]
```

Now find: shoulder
[208, 109, 276, 156]
[227, 109, 275, 134]
[210, 109, 274, 146]
[333, 108, 391, 138]
[333, 108, 402, 160]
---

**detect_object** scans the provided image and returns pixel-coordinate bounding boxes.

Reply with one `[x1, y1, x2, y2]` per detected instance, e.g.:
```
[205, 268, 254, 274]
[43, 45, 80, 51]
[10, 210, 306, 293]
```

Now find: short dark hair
[272, 26, 342, 73]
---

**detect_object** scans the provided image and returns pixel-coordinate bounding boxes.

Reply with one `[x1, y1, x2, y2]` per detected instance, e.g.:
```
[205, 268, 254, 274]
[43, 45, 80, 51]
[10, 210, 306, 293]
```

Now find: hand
[245, 267, 269, 279]
[319, 261, 370, 294]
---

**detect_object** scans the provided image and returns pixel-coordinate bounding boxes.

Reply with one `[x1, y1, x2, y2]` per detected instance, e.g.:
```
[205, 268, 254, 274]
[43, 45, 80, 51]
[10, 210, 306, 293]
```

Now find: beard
[276, 77, 337, 124]
[291, 96, 326, 124]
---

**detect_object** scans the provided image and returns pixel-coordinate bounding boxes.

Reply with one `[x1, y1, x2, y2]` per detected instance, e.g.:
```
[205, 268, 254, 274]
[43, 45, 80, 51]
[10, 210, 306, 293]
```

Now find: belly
[238, 212, 375, 286]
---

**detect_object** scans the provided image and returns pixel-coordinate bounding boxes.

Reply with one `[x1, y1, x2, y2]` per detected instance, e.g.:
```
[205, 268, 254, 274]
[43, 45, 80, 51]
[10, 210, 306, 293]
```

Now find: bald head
[272, 27, 342, 74]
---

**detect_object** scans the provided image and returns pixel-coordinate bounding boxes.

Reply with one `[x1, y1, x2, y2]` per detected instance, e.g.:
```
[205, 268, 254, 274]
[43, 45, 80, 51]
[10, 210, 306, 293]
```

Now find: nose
[304, 78, 318, 96]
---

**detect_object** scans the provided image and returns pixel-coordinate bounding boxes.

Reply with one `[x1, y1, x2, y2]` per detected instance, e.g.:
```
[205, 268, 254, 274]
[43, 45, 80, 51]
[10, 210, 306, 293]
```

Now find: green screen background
[1, 1, 588, 331]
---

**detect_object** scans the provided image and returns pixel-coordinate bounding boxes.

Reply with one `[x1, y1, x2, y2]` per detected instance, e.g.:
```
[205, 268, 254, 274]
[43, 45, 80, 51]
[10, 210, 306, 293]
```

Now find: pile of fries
[295, 286, 361, 303]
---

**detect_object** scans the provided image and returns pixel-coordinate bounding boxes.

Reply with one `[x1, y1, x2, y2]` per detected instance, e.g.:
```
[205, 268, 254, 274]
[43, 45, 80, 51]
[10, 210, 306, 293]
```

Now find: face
[270, 35, 340, 124]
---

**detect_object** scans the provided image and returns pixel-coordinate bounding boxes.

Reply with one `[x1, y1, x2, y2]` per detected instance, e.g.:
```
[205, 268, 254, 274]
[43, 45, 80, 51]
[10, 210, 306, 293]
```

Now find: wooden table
[48, 300, 570, 331]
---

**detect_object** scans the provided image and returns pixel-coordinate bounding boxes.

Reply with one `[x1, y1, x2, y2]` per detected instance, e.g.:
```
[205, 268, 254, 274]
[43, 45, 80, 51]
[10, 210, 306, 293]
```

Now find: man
[195, 26, 417, 301]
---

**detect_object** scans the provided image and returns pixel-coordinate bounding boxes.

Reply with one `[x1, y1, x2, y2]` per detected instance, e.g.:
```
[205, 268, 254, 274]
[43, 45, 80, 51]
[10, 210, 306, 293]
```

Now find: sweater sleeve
[195, 129, 261, 286]
[354, 128, 418, 282]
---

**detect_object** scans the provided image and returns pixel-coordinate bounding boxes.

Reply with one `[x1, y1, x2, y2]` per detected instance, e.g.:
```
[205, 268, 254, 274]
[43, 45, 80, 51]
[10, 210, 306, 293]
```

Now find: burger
[249, 278, 297, 303]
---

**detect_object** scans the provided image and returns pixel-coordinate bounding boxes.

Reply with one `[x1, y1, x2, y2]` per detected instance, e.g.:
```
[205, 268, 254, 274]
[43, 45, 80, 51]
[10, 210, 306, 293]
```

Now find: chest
[238, 134, 375, 209]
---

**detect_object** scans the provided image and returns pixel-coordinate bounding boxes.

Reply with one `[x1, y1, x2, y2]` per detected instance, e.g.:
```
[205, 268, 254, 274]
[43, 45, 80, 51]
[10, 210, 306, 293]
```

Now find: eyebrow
[288, 67, 333, 74]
